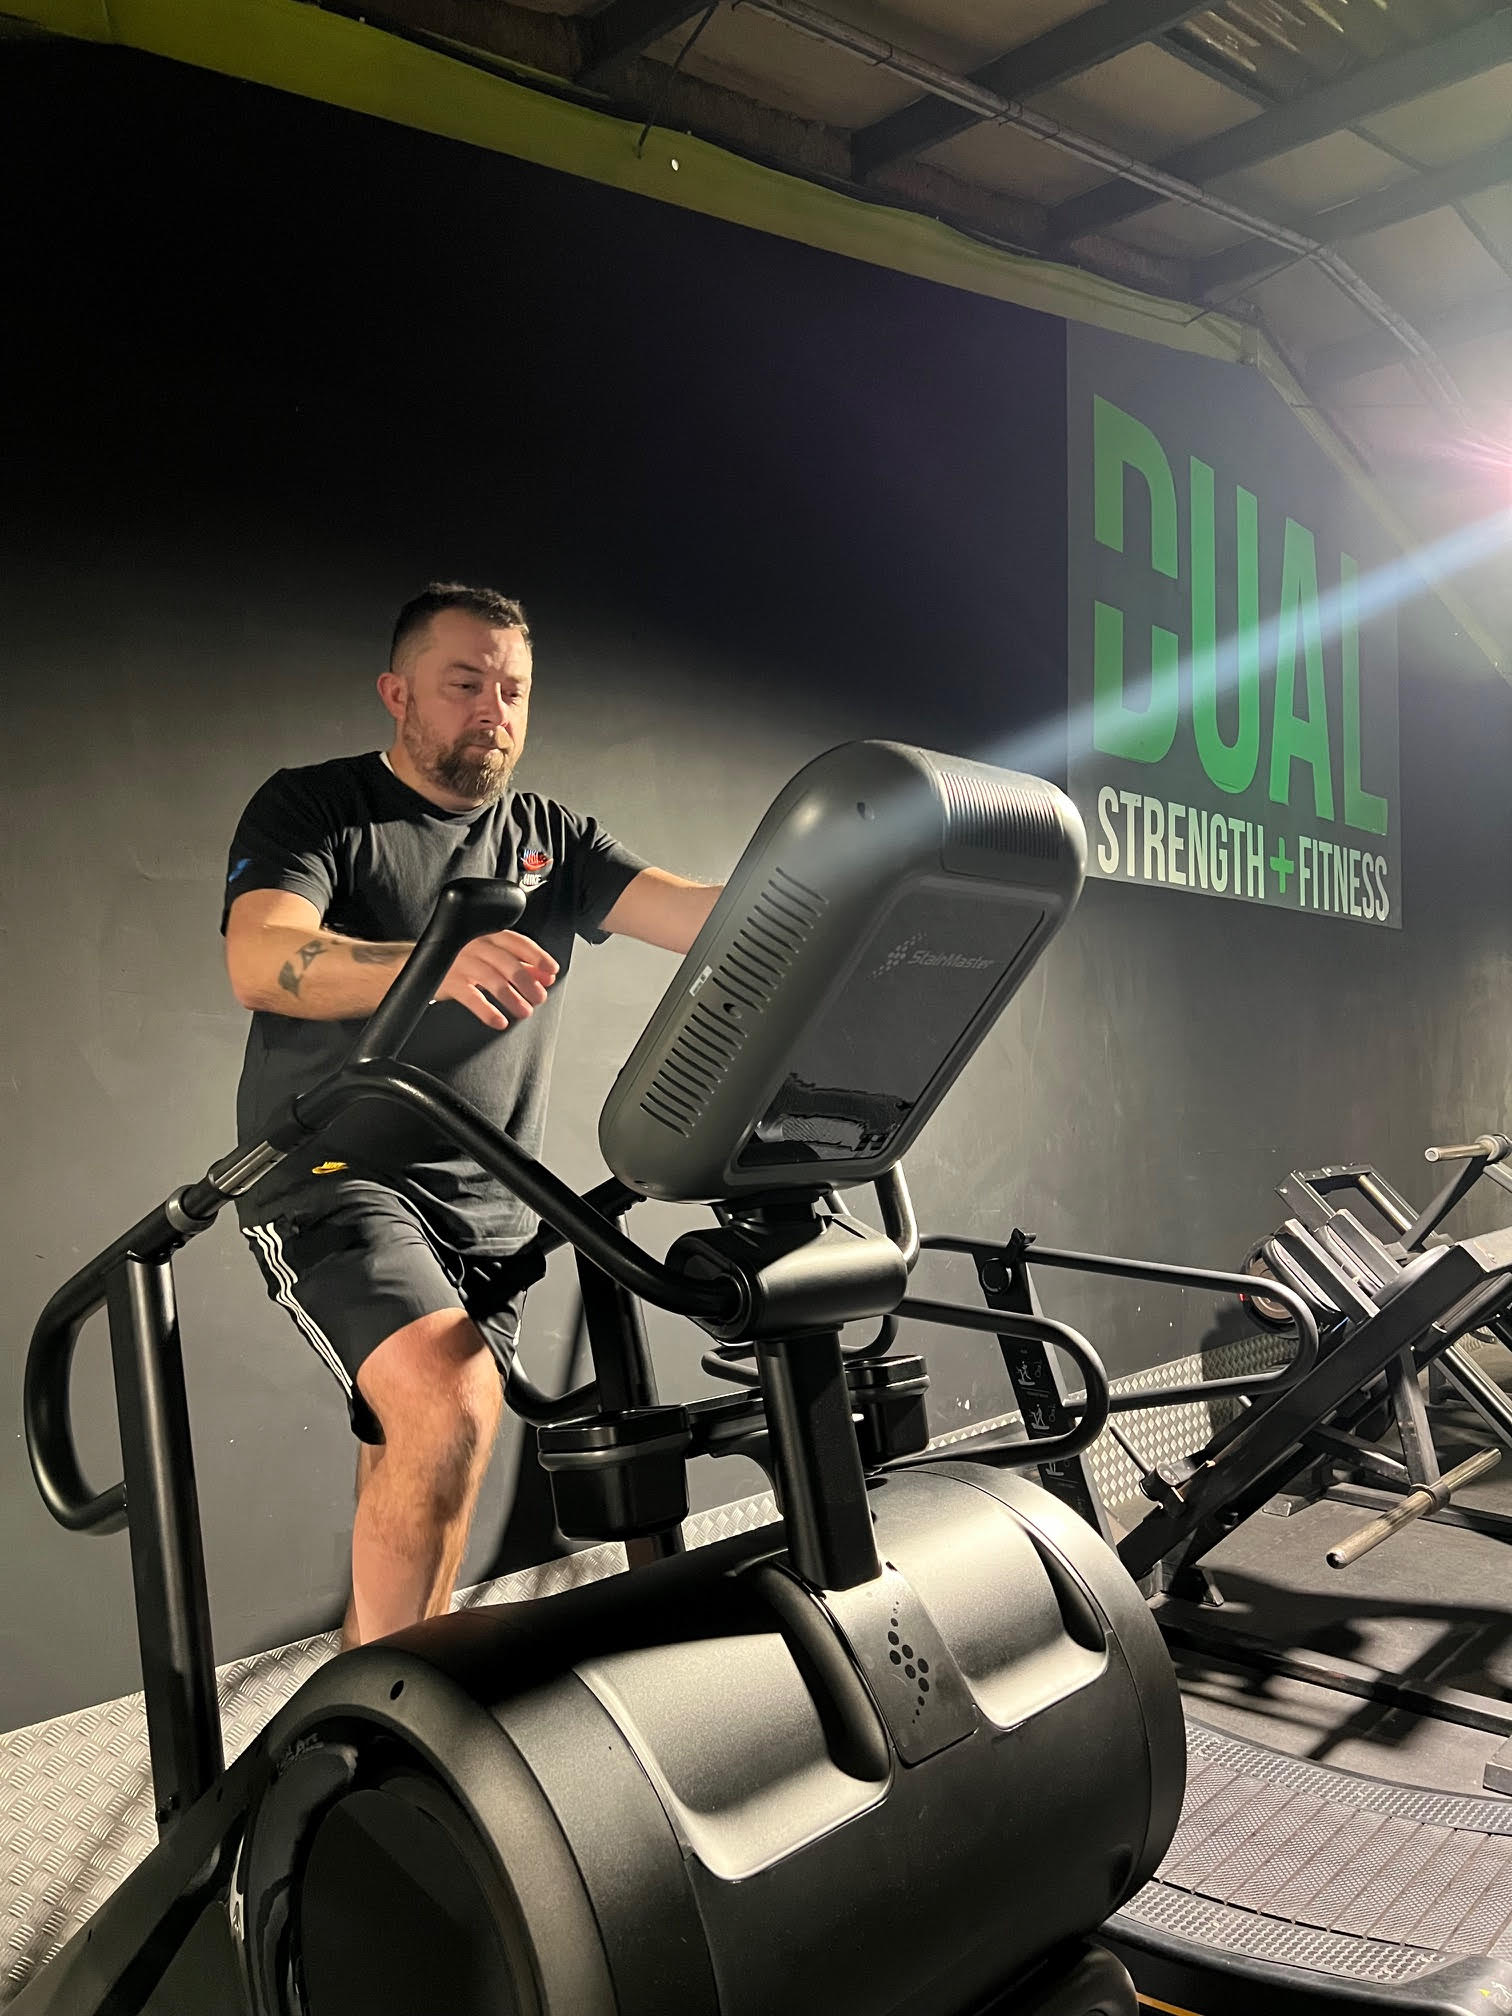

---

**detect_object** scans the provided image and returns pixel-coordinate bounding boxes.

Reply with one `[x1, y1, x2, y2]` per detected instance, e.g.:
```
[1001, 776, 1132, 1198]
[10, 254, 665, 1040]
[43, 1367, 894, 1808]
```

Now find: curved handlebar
[294, 1061, 742, 1320]
[26, 1316, 129, 1535]
[25, 878, 536, 1534]
[25, 1064, 747, 1529]
[873, 1166, 920, 1272]
[349, 877, 527, 1067]
[25, 1196, 201, 1534]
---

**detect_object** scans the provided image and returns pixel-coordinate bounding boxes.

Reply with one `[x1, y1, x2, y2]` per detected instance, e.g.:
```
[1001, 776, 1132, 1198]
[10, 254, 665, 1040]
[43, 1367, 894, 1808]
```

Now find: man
[222, 583, 721, 1648]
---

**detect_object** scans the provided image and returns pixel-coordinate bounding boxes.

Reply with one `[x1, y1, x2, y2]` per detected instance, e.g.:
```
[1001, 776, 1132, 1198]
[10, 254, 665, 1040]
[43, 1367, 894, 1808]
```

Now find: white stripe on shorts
[243, 1222, 353, 1394]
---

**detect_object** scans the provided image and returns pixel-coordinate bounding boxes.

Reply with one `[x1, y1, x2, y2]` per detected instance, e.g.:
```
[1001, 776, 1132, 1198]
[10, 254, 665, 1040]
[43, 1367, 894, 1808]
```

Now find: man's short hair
[390, 583, 531, 671]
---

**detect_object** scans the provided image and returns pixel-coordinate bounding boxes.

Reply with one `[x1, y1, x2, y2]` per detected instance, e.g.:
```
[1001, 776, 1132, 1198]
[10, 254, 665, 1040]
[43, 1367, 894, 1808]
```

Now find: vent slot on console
[707, 867, 826, 1013]
[733, 867, 824, 972]
[642, 1001, 748, 1137]
[638, 868, 825, 1136]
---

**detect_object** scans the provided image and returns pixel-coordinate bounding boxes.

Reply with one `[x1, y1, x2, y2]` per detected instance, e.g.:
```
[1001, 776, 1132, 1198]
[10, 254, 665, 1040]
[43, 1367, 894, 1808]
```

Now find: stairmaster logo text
[1066, 323, 1401, 928]
[870, 934, 999, 980]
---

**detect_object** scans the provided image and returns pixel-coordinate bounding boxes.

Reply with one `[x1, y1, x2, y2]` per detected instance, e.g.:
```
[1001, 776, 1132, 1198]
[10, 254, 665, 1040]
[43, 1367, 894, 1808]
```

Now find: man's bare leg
[344, 1310, 504, 1647]
[341, 1442, 386, 1651]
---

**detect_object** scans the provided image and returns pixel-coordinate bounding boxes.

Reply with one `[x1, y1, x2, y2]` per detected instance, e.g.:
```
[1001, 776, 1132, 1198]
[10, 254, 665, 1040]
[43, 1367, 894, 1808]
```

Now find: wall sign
[1067, 323, 1401, 927]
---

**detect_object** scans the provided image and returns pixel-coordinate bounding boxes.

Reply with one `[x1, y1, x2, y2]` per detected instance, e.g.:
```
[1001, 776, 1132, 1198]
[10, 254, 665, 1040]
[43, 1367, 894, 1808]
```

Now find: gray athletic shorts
[242, 1181, 526, 1444]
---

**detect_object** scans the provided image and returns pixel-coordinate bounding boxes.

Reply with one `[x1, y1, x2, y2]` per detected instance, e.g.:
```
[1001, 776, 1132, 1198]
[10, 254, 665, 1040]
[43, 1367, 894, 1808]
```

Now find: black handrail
[347, 875, 528, 1065]
[891, 1299, 1110, 1466]
[874, 1166, 920, 1273]
[23, 868, 740, 1537]
[292, 1063, 736, 1318]
[24, 1064, 743, 1533]
[25, 1198, 205, 1534]
[920, 1234, 1322, 1407]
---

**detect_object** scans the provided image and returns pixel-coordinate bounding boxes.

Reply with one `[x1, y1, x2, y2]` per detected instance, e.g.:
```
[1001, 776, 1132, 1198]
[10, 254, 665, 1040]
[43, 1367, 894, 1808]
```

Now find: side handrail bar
[889, 1299, 1110, 1465]
[26, 1066, 739, 1533]
[26, 875, 539, 1531]
[874, 1166, 920, 1272]
[25, 1197, 212, 1534]
[919, 1234, 1321, 1406]
[288, 1062, 739, 1319]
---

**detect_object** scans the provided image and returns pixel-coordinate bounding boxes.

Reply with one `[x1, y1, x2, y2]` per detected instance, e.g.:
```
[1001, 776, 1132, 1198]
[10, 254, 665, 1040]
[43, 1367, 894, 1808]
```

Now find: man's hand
[227, 888, 557, 1029]
[437, 929, 559, 1031]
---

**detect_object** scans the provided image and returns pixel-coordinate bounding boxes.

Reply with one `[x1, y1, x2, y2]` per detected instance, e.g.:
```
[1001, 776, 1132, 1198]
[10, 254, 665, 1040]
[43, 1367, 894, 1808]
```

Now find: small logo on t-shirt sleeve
[519, 848, 553, 891]
[228, 857, 252, 885]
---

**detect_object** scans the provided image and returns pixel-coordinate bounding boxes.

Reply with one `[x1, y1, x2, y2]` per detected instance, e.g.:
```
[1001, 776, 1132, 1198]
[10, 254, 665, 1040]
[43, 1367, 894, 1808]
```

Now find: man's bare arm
[225, 888, 558, 1028]
[602, 869, 724, 956]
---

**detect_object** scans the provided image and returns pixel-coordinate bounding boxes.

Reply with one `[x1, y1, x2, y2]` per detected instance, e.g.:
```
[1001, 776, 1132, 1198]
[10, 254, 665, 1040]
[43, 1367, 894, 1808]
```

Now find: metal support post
[106, 1256, 222, 1832]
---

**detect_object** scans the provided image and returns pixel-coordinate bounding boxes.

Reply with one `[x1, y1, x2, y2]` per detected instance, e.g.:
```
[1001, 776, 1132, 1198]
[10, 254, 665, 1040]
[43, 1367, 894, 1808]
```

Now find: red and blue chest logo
[519, 847, 553, 892]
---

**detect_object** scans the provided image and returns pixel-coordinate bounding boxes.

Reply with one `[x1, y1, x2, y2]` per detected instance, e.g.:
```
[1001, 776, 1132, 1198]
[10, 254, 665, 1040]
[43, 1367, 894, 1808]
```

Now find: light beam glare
[988, 501, 1512, 781]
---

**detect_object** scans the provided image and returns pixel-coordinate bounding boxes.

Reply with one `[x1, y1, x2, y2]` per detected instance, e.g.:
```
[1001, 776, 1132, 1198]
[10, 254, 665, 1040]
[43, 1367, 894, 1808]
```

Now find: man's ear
[376, 670, 406, 725]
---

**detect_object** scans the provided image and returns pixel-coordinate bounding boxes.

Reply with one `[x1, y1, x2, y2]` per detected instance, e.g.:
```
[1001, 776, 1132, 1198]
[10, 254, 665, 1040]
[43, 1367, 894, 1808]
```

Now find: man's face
[393, 610, 532, 806]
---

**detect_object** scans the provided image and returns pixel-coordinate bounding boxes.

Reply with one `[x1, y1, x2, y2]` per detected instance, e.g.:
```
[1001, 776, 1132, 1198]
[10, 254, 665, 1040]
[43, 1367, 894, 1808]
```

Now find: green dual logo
[1066, 327, 1400, 929]
[1092, 396, 1388, 837]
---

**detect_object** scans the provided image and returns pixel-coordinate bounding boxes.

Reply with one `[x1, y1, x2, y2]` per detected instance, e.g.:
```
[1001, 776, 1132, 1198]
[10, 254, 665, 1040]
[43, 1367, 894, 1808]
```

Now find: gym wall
[1, 38, 1508, 1734]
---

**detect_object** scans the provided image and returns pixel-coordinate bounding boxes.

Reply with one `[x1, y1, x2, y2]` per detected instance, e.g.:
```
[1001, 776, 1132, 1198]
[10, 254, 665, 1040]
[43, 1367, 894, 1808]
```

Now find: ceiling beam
[339, 0, 1189, 289]
[850, 0, 1210, 178]
[1197, 134, 1512, 294]
[336, 0, 583, 74]
[1151, 28, 1274, 105]
[578, 0, 706, 80]
[1308, 290, 1512, 386]
[1047, 5, 1512, 243]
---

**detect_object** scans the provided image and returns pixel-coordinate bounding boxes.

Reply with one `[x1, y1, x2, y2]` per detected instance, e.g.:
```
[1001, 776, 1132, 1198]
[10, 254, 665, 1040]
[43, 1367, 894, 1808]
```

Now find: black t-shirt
[222, 752, 646, 1252]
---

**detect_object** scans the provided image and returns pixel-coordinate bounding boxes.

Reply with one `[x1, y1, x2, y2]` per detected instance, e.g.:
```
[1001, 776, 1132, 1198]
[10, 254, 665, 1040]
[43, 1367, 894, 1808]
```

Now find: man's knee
[358, 1312, 502, 1494]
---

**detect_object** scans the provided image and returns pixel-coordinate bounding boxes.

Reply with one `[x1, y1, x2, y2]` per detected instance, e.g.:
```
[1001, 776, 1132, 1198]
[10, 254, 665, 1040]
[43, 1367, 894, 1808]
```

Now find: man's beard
[403, 704, 516, 805]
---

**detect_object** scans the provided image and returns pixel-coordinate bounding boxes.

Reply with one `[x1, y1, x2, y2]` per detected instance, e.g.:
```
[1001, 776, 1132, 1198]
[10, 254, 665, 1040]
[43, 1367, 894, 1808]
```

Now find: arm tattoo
[277, 938, 330, 999]
[350, 943, 406, 966]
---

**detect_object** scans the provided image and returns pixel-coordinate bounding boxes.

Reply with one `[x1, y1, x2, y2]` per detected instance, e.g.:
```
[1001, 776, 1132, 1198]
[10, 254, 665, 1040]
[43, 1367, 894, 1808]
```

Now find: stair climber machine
[17, 742, 1185, 2016]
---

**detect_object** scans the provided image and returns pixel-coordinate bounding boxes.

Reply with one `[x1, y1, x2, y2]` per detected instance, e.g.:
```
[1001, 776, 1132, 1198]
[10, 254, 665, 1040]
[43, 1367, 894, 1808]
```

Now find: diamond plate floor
[1113, 1719, 1512, 1988]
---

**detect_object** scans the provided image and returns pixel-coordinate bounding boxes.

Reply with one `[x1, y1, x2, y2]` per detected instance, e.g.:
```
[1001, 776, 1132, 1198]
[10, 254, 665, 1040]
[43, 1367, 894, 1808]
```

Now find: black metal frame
[1271, 1151, 1512, 1534]
[106, 1258, 223, 1828]
[1117, 1232, 1512, 1582]
[1000, 1143, 1512, 1769]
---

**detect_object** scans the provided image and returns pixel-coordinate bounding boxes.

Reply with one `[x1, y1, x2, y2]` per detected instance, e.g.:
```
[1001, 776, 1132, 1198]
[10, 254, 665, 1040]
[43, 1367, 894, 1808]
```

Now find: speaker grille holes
[888, 1604, 931, 1712]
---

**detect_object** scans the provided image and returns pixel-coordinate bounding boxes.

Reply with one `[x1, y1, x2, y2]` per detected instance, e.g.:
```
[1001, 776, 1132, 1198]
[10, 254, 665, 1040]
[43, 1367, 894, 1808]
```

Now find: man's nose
[478, 686, 511, 727]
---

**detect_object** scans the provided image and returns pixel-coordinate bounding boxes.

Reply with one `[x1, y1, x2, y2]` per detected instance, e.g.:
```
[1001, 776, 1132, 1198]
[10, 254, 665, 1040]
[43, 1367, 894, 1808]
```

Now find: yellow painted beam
[14, 0, 1246, 357]
[16, 0, 112, 34]
[13, 0, 1505, 674]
